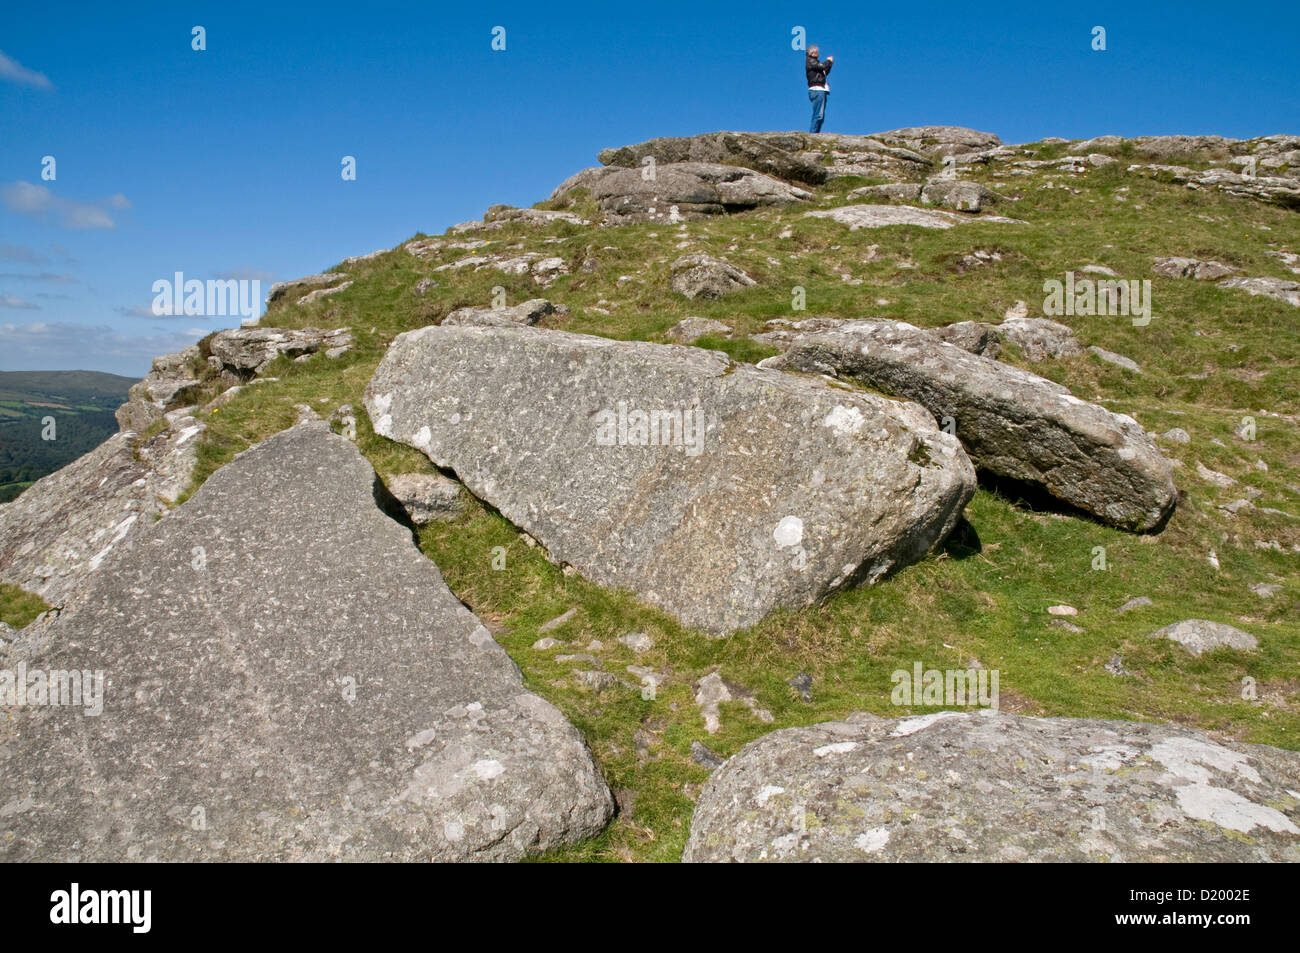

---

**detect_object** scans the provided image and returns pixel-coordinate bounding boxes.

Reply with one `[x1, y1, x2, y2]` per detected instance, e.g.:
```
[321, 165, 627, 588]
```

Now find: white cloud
[0, 322, 207, 376]
[0, 294, 39, 310]
[2, 181, 130, 229]
[114, 304, 159, 319]
[0, 272, 76, 283]
[214, 267, 275, 282]
[0, 244, 47, 264]
[0, 51, 53, 89]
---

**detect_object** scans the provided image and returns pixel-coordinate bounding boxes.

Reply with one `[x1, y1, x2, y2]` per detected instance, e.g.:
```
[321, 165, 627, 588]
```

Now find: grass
[30, 136, 1300, 861]
[0, 582, 48, 629]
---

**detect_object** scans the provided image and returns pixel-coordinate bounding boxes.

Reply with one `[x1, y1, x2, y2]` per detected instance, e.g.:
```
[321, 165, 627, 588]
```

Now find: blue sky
[2, 0, 1297, 376]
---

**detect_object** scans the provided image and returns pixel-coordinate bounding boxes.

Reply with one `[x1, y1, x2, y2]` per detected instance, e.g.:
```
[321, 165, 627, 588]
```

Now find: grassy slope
[116, 142, 1300, 860]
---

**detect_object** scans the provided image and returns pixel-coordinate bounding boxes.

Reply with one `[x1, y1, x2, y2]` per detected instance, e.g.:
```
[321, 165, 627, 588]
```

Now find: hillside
[1, 127, 1298, 862]
[0, 370, 135, 503]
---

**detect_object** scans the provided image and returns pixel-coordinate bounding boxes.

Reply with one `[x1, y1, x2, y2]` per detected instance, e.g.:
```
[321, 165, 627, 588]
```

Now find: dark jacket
[805, 52, 832, 88]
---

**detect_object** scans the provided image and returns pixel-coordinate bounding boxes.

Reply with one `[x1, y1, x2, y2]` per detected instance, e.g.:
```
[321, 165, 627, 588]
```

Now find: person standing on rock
[806, 45, 833, 133]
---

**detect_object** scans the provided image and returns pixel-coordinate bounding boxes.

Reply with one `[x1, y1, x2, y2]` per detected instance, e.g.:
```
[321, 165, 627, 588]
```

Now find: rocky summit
[1, 124, 1298, 864]
[365, 324, 974, 635]
[0, 422, 612, 861]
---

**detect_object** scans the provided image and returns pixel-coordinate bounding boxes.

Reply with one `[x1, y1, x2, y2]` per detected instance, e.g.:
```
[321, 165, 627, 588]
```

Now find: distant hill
[0, 370, 136, 502]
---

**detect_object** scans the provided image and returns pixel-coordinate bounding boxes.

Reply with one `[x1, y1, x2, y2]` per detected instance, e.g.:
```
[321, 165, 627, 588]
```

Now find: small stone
[538, 608, 578, 633]
[1048, 605, 1078, 616]
[575, 670, 619, 691]
[1196, 462, 1237, 488]
[1149, 619, 1258, 656]
[1160, 428, 1191, 444]
[532, 637, 563, 650]
[1104, 654, 1129, 676]
[1116, 596, 1153, 614]
[618, 632, 654, 654]
[1250, 582, 1281, 599]
[690, 740, 726, 770]
[789, 672, 813, 702]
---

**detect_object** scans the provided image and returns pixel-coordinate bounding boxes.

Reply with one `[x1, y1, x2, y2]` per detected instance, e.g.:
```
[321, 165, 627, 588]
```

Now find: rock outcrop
[594, 131, 935, 187]
[208, 326, 354, 381]
[665, 317, 732, 343]
[0, 422, 613, 861]
[1218, 276, 1300, 307]
[996, 317, 1084, 361]
[920, 179, 1003, 212]
[683, 710, 1300, 862]
[804, 205, 1026, 230]
[550, 162, 812, 224]
[114, 345, 201, 432]
[756, 318, 1177, 531]
[365, 324, 975, 635]
[871, 125, 1003, 157]
[266, 271, 350, 306]
[669, 253, 756, 299]
[1149, 619, 1259, 656]
[1152, 257, 1239, 281]
[442, 299, 566, 328]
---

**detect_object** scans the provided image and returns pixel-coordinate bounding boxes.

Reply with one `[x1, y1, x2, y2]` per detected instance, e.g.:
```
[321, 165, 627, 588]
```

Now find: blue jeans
[809, 89, 827, 133]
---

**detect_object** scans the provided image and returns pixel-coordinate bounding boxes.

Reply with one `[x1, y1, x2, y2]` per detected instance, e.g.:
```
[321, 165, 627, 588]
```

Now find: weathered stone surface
[921, 179, 1002, 212]
[208, 326, 354, 380]
[341, 248, 388, 264]
[871, 126, 1002, 157]
[593, 132, 930, 189]
[598, 132, 833, 187]
[665, 317, 732, 343]
[804, 205, 1025, 230]
[683, 709, 1300, 862]
[266, 272, 349, 305]
[385, 471, 463, 524]
[0, 422, 613, 861]
[847, 183, 923, 202]
[297, 280, 353, 306]
[552, 162, 812, 224]
[114, 345, 202, 431]
[757, 318, 1176, 531]
[1152, 256, 1238, 281]
[932, 321, 1002, 358]
[1218, 276, 1300, 307]
[483, 205, 590, 227]
[412, 277, 438, 296]
[1149, 619, 1259, 656]
[433, 252, 569, 287]
[1089, 345, 1141, 373]
[1128, 163, 1300, 209]
[1132, 135, 1236, 161]
[670, 253, 756, 299]
[997, 317, 1084, 361]
[365, 324, 975, 635]
[0, 408, 205, 605]
[442, 299, 565, 328]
